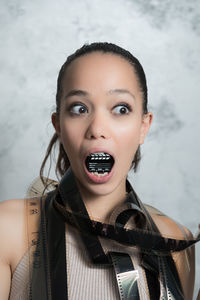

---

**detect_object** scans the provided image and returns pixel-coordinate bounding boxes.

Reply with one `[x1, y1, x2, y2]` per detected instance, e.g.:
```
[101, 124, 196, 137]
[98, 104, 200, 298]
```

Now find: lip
[84, 166, 115, 184]
[82, 147, 115, 184]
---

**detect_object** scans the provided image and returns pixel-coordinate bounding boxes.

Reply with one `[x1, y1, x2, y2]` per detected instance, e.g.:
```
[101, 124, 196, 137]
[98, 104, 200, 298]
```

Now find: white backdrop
[0, 0, 199, 297]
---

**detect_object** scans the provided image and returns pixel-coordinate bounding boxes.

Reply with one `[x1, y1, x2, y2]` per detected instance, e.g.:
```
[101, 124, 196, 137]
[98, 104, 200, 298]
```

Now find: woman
[0, 42, 199, 300]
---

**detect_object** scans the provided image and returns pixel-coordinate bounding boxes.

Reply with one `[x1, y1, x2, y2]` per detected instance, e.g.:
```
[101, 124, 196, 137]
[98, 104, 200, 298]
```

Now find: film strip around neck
[25, 174, 200, 300]
[54, 194, 200, 257]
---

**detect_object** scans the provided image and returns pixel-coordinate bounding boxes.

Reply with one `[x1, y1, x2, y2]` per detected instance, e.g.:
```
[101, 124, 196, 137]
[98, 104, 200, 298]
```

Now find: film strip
[24, 170, 200, 299]
[54, 197, 200, 256]
[25, 177, 59, 299]
[110, 252, 140, 300]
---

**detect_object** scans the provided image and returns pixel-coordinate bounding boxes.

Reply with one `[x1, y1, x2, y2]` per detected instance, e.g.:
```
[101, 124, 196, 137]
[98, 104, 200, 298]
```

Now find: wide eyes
[112, 104, 131, 115]
[69, 104, 88, 115]
[68, 103, 132, 116]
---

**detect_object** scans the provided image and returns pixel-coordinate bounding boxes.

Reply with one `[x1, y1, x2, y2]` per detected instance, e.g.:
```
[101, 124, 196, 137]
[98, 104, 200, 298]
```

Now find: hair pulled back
[40, 42, 148, 182]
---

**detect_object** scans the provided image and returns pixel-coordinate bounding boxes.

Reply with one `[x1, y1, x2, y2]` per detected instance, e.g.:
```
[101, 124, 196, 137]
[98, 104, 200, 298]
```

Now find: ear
[51, 112, 61, 137]
[139, 112, 153, 145]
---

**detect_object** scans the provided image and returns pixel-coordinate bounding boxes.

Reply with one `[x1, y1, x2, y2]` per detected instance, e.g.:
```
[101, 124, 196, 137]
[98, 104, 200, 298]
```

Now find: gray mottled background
[0, 0, 199, 297]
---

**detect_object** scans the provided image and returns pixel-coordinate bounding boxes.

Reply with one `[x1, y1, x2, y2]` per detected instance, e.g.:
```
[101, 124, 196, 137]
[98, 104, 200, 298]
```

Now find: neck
[76, 181, 127, 223]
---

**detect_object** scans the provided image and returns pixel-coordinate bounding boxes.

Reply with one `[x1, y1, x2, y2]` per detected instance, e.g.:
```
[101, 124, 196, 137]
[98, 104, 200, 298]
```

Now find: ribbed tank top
[9, 223, 120, 299]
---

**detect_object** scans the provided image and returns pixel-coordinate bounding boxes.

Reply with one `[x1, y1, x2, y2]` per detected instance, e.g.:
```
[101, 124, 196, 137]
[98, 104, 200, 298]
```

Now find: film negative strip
[110, 252, 140, 300]
[26, 177, 59, 299]
[24, 169, 199, 299]
[54, 197, 200, 256]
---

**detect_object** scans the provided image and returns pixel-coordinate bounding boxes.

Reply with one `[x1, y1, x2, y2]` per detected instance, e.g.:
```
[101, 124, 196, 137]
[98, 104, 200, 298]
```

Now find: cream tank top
[9, 223, 120, 300]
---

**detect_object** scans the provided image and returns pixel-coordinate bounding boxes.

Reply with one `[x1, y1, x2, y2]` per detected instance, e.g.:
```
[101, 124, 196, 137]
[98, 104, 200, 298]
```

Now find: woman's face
[52, 52, 152, 197]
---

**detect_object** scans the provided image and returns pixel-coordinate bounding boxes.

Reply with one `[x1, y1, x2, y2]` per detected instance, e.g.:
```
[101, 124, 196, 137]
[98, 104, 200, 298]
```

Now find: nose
[85, 111, 110, 140]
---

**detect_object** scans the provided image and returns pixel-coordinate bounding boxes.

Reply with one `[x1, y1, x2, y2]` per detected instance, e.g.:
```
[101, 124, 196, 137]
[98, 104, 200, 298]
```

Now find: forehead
[62, 52, 141, 96]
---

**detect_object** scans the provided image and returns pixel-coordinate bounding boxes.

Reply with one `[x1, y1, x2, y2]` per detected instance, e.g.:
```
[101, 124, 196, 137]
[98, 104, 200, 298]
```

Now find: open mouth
[85, 152, 114, 177]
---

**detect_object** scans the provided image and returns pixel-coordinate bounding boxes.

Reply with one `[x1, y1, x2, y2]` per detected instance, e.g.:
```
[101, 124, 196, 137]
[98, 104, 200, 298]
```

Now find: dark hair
[40, 42, 148, 182]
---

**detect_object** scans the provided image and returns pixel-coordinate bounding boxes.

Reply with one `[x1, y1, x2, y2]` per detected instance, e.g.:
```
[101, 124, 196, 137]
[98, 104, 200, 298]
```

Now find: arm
[172, 227, 195, 300]
[0, 259, 11, 300]
[0, 258, 11, 300]
[0, 199, 27, 300]
[151, 214, 195, 300]
[0, 201, 12, 299]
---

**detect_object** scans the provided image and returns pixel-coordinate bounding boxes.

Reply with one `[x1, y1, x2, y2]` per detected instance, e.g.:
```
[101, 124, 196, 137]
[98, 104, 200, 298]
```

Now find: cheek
[115, 121, 142, 145]
[60, 122, 82, 155]
[115, 122, 142, 160]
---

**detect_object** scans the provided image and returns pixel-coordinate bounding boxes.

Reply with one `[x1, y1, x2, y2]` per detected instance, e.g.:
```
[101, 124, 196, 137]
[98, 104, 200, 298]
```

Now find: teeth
[92, 172, 108, 177]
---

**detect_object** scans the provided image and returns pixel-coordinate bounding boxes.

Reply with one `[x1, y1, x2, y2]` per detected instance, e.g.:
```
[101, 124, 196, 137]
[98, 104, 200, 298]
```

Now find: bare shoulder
[0, 198, 25, 216]
[0, 199, 27, 273]
[0, 198, 25, 232]
[144, 204, 192, 239]
[145, 204, 195, 300]
[0, 198, 25, 241]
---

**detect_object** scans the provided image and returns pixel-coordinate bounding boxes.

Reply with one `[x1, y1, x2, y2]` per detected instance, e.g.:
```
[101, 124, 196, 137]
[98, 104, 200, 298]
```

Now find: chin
[87, 183, 118, 196]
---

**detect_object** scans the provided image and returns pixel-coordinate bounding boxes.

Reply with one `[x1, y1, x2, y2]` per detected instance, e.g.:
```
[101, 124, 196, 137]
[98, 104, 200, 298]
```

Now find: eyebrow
[64, 90, 90, 99]
[108, 89, 136, 101]
[64, 88, 136, 101]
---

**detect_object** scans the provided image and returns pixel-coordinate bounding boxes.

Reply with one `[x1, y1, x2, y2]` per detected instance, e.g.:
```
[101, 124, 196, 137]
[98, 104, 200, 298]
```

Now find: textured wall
[0, 0, 199, 296]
